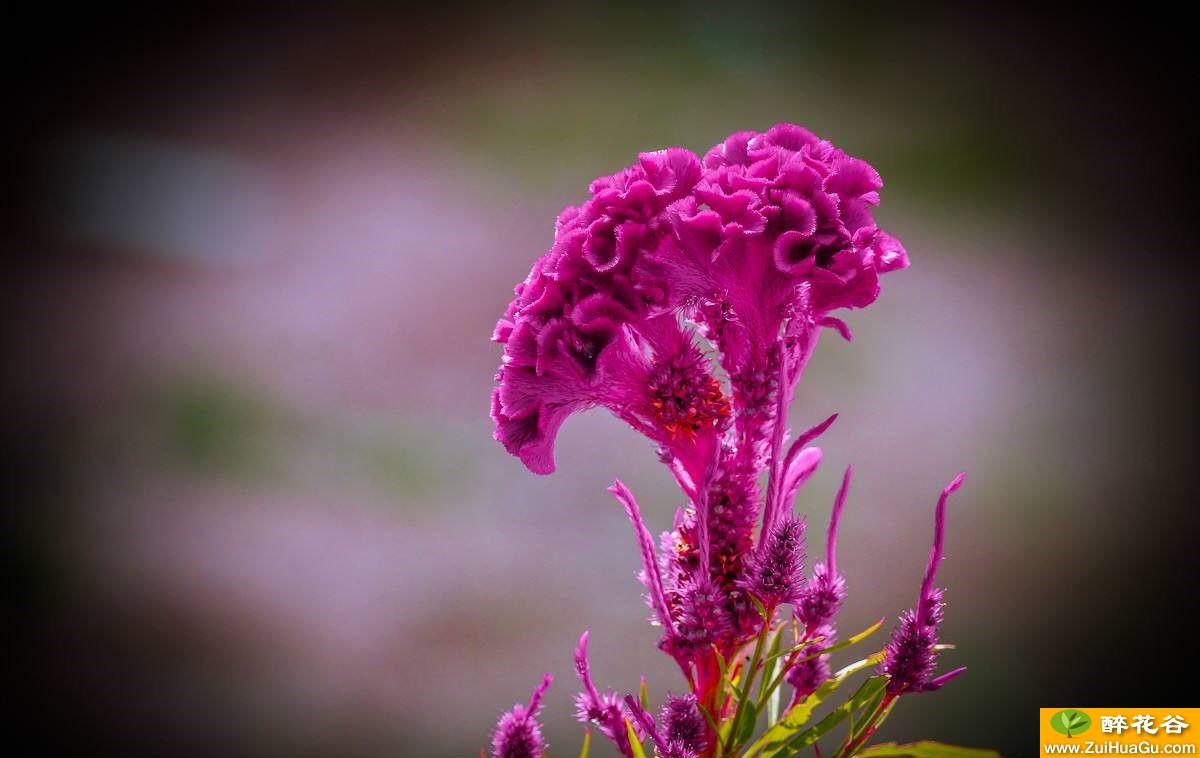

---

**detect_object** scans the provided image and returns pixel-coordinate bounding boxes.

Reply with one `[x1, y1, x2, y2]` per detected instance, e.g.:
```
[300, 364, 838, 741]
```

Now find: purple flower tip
[784, 626, 835, 701]
[881, 608, 939, 696]
[611, 479, 675, 636]
[827, 465, 852, 576]
[795, 561, 847, 630]
[672, 576, 732, 650]
[574, 631, 635, 754]
[795, 467, 851, 629]
[881, 474, 967, 695]
[740, 515, 806, 607]
[660, 692, 708, 755]
[491, 673, 552, 758]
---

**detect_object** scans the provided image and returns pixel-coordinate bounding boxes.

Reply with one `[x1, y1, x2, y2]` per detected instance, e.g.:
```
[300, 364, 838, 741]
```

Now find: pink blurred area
[10, 5, 1194, 757]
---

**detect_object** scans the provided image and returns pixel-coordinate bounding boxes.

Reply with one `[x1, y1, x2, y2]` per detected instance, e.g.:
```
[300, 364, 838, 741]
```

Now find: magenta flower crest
[485, 125, 989, 757]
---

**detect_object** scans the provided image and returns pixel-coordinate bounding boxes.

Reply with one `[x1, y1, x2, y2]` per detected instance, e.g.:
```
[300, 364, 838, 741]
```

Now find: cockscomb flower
[485, 125, 985, 756]
[881, 474, 969, 696]
[739, 514, 806, 608]
[490, 674, 552, 758]
[492, 125, 906, 484]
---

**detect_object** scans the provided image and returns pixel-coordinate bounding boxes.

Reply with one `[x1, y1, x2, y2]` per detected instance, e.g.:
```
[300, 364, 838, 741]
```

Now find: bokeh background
[9, 4, 1195, 756]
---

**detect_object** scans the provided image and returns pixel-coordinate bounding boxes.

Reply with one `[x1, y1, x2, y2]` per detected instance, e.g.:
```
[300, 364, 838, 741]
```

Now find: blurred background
[7, 3, 1195, 756]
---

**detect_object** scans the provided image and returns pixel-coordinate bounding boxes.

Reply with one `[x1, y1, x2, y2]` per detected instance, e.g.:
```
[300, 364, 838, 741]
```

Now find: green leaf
[578, 729, 590, 758]
[759, 627, 782, 699]
[626, 721, 647, 758]
[639, 678, 649, 710]
[736, 699, 759, 745]
[764, 635, 826, 664]
[849, 684, 887, 743]
[698, 703, 721, 736]
[714, 645, 733, 697]
[765, 618, 884, 665]
[762, 628, 785, 723]
[750, 593, 770, 621]
[745, 651, 885, 758]
[854, 741, 1002, 757]
[761, 676, 890, 757]
[767, 683, 782, 726]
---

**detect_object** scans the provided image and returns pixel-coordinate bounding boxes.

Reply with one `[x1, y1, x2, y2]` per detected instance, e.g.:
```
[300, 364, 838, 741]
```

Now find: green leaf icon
[1051, 709, 1092, 737]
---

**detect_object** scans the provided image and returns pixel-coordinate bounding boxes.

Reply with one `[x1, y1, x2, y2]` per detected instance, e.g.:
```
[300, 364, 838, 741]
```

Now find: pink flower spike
[796, 465, 850, 629]
[925, 666, 968, 691]
[760, 344, 794, 541]
[780, 446, 823, 520]
[919, 473, 966, 625]
[819, 315, 854, 342]
[610, 479, 676, 635]
[880, 474, 968, 695]
[792, 412, 839, 452]
[623, 695, 666, 753]
[827, 465, 852, 576]
[574, 631, 635, 757]
[527, 673, 552, 713]
[574, 631, 600, 704]
[776, 410, 839, 514]
[490, 673, 553, 758]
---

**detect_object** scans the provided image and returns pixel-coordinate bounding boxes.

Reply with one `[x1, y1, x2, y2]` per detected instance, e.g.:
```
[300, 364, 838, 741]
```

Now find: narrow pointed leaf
[762, 676, 889, 757]
[737, 699, 759, 745]
[849, 685, 887, 743]
[765, 618, 883, 665]
[750, 593, 770, 622]
[626, 721, 647, 758]
[760, 627, 784, 720]
[744, 654, 884, 758]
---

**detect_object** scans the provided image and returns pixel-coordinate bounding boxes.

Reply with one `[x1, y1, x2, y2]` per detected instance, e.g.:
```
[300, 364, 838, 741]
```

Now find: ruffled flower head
[492, 127, 906, 483]
[492, 149, 707, 476]
[655, 126, 909, 431]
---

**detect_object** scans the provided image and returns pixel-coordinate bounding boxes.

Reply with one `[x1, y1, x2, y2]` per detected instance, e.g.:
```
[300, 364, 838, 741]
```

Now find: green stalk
[835, 692, 896, 757]
[722, 618, 772, 755]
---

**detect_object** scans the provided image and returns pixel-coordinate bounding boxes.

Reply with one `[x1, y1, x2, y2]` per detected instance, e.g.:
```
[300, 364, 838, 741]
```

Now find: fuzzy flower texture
[487, 125, 968, 758]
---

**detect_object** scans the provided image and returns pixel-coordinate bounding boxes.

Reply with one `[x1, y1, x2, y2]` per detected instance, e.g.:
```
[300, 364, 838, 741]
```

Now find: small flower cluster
[486, 125, 976, 758]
